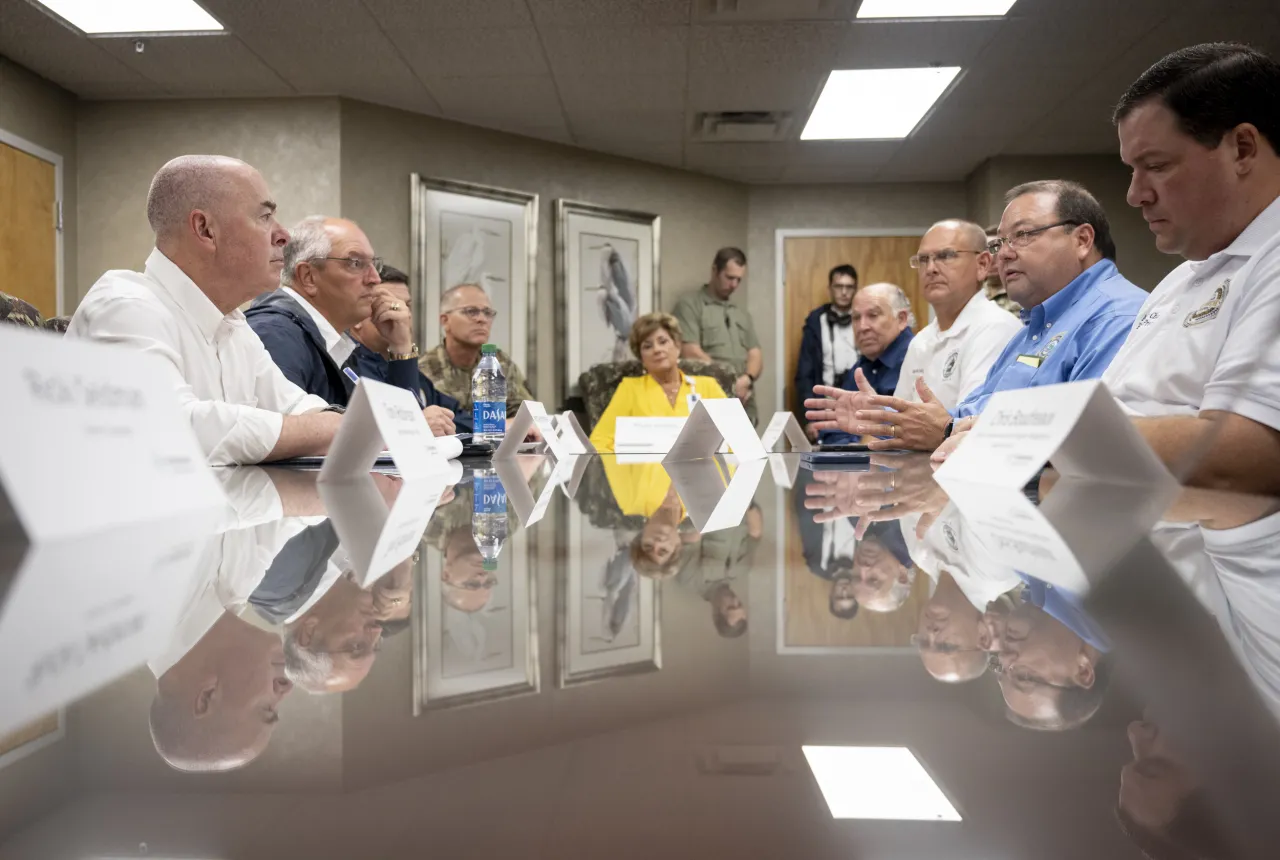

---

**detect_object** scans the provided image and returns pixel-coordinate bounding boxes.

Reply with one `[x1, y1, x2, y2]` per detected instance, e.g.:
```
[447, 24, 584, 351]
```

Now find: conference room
[2, 0, 1280, 858]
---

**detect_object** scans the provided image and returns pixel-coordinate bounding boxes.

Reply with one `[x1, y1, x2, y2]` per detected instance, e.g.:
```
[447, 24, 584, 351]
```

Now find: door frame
[772, 227, 931, 655]
[0, 126, 65, 316]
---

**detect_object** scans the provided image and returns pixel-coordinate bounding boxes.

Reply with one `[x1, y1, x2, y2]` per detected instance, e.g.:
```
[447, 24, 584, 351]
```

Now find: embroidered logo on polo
[1036, 332, 1065, 360]
[1135, 308, 1161, 329]
[1184, 279, 1230, 327]
[942, 350, 959, 380]
[942, 522, 959, 553]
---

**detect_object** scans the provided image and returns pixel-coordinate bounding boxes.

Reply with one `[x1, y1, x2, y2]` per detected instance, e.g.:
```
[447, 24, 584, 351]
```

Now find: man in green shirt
[419, 283, 534, 416]
[671, 247, 764, 425]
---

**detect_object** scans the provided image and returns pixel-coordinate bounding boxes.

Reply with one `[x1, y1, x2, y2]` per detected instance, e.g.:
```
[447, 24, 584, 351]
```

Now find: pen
[343, 366, 360, 385]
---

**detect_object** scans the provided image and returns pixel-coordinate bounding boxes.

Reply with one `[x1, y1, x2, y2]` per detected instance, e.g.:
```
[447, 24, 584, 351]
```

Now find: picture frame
[559, 506, 662, 687]
[410, 174, 538, 380]
[554, 199, 661, 400]
[412, 506, 539, 712]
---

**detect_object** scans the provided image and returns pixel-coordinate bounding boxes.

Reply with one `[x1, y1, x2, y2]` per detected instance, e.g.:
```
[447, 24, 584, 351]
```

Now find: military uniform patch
[1184, 279, 1229, 327]
[942, 350, 959, 380]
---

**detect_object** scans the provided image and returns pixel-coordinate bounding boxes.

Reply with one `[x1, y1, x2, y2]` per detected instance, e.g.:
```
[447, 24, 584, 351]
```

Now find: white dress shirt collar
[280, 286, 356, 365]
[144, 248, 233, 344]
[1204, 193, 1280, 263]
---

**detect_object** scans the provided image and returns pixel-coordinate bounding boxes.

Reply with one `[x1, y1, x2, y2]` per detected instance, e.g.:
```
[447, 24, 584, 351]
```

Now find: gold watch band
[388, 344, 420, 361]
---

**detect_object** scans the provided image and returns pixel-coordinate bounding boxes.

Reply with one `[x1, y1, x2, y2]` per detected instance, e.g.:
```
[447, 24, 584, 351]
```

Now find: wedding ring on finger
[389, 303, 401, 311]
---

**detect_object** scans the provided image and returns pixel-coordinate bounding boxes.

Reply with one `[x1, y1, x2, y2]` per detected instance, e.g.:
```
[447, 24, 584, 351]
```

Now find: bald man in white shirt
[67, 155, 343, 466]
[1105, 44, 1280, 493]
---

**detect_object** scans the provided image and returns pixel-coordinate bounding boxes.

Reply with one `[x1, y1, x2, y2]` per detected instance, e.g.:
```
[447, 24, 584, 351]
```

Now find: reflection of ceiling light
[801, 67, 960, 140]
[857, 0, 1018, 18]
[33, 0, 224, 35]
[803, 746, 962, 820]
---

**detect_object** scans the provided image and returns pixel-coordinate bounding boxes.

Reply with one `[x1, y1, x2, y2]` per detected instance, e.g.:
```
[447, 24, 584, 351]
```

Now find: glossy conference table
[1, 453, 1278, 860]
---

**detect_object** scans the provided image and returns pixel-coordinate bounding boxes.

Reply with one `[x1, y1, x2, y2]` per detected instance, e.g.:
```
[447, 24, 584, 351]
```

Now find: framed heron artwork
[555, 199, 660, 400]
[410, 175, 538, 379]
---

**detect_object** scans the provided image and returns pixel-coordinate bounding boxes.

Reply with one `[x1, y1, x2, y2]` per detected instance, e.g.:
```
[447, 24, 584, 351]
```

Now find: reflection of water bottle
[472, 344, 507, 444]
[472, 467, 508, 570]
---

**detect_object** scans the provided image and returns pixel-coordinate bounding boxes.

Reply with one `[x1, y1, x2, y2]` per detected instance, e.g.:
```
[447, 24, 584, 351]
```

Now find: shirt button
[1045, 322, 1052, 329]
[1032, 335, 1039, 342]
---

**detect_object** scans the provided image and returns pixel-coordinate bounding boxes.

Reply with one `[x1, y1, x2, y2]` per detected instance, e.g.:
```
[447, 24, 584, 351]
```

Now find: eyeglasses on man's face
[909, 249, 985, 269]
[449, 306, 498, 321]
[313, 255, 383, 275]
[987, 221, 1081, 255]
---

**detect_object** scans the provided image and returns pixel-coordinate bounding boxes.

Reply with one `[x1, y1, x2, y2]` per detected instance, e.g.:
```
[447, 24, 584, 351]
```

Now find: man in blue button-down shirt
[806, 181, 1146, 450]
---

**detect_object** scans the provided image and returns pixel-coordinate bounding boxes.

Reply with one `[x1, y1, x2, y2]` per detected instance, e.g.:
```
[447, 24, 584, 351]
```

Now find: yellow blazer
[588, 374, 728, 453]
[600, 458, 684, 518]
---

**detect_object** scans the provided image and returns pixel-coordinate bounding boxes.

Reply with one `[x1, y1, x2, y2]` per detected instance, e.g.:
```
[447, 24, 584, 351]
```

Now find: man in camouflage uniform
[983, 225, 1022, 315]
[419, 283, 533, 416]
[1, 290, 43, 328]
[671, 247, 764, 426]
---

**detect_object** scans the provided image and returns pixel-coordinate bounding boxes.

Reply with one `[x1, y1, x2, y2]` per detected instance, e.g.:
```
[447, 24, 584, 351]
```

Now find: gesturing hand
[930, 415, 978, 468]
[850, 377, 952, 451]
[803, 369, 878, 434]
[422, 405, 456, 437]
[370, 285, 413, 355]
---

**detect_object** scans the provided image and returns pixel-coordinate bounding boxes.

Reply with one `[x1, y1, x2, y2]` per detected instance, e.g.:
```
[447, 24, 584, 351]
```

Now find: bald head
[927, 219, 988, 251]
[147, 155, 256, 240]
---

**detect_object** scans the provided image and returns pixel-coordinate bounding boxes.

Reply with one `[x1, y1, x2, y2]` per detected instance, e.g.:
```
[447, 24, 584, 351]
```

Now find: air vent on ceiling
[694, 111, 793, 142]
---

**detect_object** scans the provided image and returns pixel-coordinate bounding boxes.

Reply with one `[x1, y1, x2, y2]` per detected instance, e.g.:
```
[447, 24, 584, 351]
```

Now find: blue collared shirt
[955, 260, 1147, 418]
[822, 327, 913, 444]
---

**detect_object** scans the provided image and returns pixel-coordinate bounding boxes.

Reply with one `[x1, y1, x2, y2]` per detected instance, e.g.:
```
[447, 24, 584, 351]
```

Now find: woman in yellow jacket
[588, 312, 728, 453]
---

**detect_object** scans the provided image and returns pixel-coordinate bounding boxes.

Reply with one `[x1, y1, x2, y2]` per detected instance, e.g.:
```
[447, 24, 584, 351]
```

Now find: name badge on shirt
[686, 376, 700, 412]
[1016, 354, 1042, 368]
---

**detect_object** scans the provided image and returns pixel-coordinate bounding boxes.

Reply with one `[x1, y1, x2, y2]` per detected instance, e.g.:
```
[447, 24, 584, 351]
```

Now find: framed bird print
[555, 200, 661, 399]
[410, 175, 538, 377]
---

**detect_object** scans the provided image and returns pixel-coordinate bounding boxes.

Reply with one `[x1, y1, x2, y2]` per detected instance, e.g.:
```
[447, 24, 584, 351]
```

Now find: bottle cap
[481, 343, 497, 354]
[482, 559, 499, 572]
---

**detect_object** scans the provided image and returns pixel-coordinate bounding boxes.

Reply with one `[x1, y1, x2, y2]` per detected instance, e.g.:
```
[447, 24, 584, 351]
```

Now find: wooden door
[0, 140, 58, 317]
[782, 234, 925, 418]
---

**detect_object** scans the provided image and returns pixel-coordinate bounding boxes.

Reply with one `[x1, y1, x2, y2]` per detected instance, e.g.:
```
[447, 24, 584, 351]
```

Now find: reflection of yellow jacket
[588, 374, 727, 453]
[601, 457, 681, 518]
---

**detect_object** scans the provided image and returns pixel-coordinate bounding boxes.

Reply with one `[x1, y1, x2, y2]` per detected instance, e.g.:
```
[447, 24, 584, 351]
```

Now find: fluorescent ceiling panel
[33, 0, 224, 34]
[857, 0, 1018, 18]
[801, 67, 960, 140]
[803, 746, 962, 821]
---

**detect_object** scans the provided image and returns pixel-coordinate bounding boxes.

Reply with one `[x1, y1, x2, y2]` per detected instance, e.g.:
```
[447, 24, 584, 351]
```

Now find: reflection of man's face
[1120, 715, 1198, 832]
[713, 586, 747, 628]
[994, 601, 1094, 723]
[443, 528, 495, 612]
[915, 573, 989, 682]
[294, 573, 384, 691]
[830, 571, 857, 617]
[852, 538, 910, 612]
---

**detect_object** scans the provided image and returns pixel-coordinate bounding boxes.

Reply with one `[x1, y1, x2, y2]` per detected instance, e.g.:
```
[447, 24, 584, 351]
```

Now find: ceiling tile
[567, 109, 686, 142]
[833, 20, 1002, 69]
[94, 35, 292, 96]
[539, 26, 687, 78]
[557, 74, 685, 112]
[363, 0, 535, 30]
[688, 69, 822, 113]
[689, 23, 845, 74]
[527, 0, 691, 28]
[431, 75, 566, 126]
[0, 0, 152, 92]
[395, 28, 549, 80]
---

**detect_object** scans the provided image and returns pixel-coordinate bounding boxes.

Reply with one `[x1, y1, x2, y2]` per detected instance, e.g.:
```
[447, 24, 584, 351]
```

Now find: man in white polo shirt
[895, 219, 1021, 410]
[1106, 43, 1280, 493]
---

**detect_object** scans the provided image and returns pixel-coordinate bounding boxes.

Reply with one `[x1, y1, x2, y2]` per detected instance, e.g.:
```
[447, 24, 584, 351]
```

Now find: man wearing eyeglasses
[419, 283, 534, 419]
[246, 217, 458, 436]
[808, 181, 1145, 451]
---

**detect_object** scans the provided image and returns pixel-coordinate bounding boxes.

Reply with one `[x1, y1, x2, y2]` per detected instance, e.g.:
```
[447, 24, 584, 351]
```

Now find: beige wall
[747, 182, 970, 418]
[0, 55, 77, 314]
[967, 154, 1179, 293]
[338, 98, 750, 406]
[74, 97, 343, 304]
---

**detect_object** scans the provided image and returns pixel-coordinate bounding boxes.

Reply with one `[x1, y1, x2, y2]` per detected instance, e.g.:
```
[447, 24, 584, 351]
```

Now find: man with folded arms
[67, 155, 342, 466]
[247, 217, 456, 437]
[807, 181, 1145, 450]
[1103, 43, 1280, 494]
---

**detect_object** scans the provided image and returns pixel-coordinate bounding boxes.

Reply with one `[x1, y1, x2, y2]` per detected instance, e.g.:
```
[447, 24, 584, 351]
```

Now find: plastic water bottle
[472, 468, 508, 570]
[472, 343, 507, 444]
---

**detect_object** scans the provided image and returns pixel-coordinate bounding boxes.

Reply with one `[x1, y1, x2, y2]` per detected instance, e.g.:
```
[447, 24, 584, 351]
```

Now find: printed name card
[0, 327, 225, 542]
[321, 463, 461, 587]
[495, 401, 565, 460]
[760, 412, 814, 453]
[934, 380, 1175, 490]
[320, 378, 451, 481]
[615, 417, 687, 454]
[664, 399, 768, 463]
[664, 455, 767, 533]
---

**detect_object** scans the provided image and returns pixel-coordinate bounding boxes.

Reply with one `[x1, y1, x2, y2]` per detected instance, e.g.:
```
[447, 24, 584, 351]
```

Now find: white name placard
[665, 455, 767, 533]
[555, 411, 594, 455]
[934, 380, 1173, 490]
[665, 399, 768, 463]
[495, 401, 565, 460]
[760, 411, 814, 453]
[0, 327, 226, 543]
[615, 416, 686, 454]
[320, 378, 451, 481]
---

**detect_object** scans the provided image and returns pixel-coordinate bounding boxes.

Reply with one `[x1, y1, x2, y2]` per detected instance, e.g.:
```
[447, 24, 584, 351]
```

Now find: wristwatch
[322, 404, 346, 415]
[389, 344, 420, 361]
[942, 419, 955, 439]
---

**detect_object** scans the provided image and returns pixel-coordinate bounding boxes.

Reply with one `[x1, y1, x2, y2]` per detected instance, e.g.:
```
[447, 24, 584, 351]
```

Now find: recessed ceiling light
[857, 0, 1018, 18]
[32, 0, 224, 35]
[800, 67, 960, 140]
[803, 746, 962, 821]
